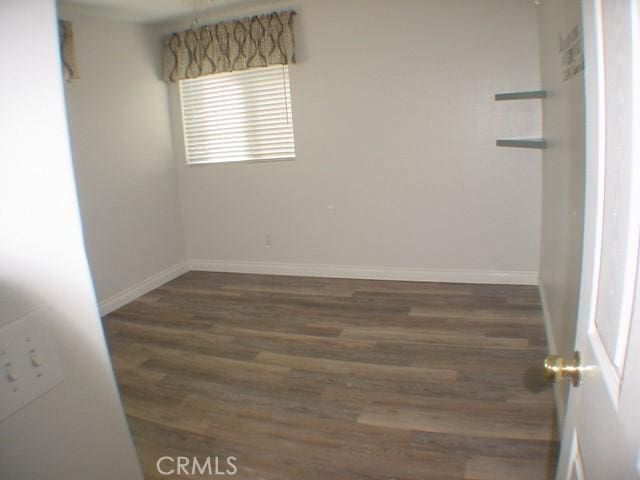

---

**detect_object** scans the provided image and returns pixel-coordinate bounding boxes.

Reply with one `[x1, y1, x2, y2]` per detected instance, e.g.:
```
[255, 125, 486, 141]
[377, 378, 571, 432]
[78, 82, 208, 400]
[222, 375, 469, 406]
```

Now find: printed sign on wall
[559, 25, 585, 81]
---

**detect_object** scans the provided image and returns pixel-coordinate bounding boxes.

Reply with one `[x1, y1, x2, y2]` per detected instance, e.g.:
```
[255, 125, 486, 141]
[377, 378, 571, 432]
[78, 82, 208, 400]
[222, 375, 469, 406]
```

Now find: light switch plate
[0, 308, 64, 422]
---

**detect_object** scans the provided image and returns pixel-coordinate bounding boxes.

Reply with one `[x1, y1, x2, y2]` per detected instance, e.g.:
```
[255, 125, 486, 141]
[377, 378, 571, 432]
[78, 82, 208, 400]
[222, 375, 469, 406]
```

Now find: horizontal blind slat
[188, 150, 296, 161]
[190, 155, 295, 164]
[184, 112, 290, 129]
[187, 141, 295, 152]
[187, 141, 295, 155]
[181, 79, 289, 97]
[183, 103, 291, 121]
[182, 87, 290, 106]
[181, 75, 290, 97]
[182, 94, 291, 112]
[180, 67, 287, 87]
[186, 132, 295, 146]
[185, 124, 293, 139]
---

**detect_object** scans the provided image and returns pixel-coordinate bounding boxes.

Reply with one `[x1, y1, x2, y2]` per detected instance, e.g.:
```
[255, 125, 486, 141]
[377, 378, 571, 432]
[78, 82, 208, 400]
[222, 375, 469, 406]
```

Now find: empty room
[2, 0, 640, 479]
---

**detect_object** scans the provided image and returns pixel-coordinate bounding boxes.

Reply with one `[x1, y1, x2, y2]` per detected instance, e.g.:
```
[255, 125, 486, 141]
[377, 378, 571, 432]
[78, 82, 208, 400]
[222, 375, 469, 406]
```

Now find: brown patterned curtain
[163, 10, 296, 82]
[59, 20, 79, 82]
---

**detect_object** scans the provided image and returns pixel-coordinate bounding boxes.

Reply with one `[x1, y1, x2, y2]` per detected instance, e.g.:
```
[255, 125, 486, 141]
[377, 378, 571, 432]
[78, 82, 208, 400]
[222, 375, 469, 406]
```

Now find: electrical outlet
[0, 308, 64, 422]
[265, 233, 272, 248]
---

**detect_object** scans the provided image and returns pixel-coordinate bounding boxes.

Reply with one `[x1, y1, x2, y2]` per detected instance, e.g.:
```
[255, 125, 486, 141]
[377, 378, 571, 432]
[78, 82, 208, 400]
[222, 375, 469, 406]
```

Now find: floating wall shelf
[496, 138, 546, 149]
[495, 90, 546, 101]
[495, 90, 546, 149]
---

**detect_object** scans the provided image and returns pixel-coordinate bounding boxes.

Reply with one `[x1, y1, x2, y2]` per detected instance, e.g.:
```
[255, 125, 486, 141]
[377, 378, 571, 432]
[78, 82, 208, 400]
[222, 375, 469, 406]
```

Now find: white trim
[96, 260, 539, 317]
[562, 430, 586, 480]
[188, 259, 538, 285]
[538, 280, 566, 427]
[588, 326, 622, 407]
[98, 262, 189, 316]
[538, 281, 558, 353]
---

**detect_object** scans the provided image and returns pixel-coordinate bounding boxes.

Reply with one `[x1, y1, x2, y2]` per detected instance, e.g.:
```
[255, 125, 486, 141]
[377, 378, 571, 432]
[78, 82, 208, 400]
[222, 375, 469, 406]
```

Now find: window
[179, 65, 295, 165]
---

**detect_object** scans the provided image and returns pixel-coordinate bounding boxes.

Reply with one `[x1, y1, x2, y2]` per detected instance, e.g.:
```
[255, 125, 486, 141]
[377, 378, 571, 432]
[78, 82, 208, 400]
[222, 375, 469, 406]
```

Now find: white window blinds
[179, 65, 295, 164]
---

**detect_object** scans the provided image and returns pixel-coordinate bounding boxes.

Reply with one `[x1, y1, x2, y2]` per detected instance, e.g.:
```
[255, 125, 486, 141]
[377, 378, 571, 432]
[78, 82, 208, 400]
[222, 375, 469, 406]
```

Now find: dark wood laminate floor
[103, 272, 558, 480]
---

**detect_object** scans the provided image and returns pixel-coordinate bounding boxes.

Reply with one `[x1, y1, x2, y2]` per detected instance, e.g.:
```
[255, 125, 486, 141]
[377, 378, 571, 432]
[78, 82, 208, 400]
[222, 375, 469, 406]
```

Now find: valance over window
[163, 10, 296, 82]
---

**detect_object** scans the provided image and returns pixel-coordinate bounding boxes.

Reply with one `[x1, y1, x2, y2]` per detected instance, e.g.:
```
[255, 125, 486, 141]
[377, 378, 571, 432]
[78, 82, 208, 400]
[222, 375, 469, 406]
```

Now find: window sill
[186, 156, 296, 167]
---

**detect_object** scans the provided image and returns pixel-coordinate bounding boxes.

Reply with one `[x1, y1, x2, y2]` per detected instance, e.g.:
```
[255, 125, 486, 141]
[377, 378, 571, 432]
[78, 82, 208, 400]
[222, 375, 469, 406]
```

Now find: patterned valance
[59, 20, 79, 82]
[163, 10, 296, 82]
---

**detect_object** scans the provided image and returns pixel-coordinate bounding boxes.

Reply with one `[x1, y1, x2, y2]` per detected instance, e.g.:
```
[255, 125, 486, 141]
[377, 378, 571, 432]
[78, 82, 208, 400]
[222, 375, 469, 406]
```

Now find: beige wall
[0, 0, 142, 478]
[162, 0, 543, 283]
[61, 11, 187, 308]
[537, 0, 586, 421]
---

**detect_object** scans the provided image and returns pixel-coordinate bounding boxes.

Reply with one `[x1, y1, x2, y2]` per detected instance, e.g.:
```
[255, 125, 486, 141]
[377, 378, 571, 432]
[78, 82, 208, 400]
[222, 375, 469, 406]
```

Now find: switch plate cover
[0, 308, 64, 422]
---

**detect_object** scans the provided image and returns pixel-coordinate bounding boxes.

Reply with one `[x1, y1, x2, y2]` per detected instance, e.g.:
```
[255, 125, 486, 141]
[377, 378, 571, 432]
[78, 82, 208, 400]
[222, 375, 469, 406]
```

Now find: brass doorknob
[544, 351, 582, 387]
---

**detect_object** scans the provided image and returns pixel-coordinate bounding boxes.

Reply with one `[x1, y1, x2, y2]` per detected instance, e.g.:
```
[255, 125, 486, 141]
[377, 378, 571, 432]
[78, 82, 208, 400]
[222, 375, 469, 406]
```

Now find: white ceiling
[58, 0, 269, 24]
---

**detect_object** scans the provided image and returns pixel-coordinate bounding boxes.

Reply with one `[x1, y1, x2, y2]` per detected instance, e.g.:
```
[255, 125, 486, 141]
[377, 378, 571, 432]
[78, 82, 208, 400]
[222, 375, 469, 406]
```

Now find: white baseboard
[98, 261, 189, 316]
[97, 260, 538, 317]
[189, 259, 538, 285]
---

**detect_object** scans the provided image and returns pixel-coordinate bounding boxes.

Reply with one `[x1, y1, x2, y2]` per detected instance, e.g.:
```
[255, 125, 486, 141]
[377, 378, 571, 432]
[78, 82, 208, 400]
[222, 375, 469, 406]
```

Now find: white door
[555, 1, 640, 478]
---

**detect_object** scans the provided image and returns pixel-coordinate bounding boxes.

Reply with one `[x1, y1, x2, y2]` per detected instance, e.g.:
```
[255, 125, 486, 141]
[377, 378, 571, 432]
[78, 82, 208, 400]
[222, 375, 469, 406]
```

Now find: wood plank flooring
[103, 272, 558, 480]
